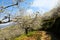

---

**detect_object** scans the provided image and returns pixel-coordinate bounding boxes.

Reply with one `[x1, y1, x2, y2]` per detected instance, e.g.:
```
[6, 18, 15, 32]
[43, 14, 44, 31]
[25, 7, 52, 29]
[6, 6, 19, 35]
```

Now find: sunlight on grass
[14, 31, 51, 40]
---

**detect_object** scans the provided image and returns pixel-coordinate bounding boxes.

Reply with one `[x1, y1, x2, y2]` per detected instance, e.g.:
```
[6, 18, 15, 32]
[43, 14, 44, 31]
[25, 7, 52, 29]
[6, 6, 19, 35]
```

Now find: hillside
[0, 7, 60, 40]
[14, 31, 57, 40]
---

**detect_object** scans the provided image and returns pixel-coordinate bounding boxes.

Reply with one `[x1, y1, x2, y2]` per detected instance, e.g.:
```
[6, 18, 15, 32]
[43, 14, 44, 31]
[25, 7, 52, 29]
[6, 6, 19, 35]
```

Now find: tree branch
[3, 2, 18, 9]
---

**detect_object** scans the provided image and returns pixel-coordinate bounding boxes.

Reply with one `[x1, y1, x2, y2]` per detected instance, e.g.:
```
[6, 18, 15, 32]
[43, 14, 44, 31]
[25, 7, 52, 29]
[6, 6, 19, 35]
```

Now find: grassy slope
[0, 25, 25, 40]
[14, 31, 52, 40]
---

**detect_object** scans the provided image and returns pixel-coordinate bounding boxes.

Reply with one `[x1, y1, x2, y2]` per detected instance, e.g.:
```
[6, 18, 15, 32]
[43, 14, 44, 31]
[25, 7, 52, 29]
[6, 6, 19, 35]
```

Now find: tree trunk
[25, 28, 28, 34]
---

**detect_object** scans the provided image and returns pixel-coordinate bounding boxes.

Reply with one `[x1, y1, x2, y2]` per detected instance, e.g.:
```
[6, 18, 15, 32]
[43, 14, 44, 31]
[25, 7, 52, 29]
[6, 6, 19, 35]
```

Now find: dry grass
[14, 31, 52, 40]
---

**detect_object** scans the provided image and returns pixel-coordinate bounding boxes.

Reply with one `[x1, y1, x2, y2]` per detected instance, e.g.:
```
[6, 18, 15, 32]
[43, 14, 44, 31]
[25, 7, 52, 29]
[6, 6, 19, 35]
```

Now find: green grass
[13, 31, 43, 40]
[14, 31, 36, 40]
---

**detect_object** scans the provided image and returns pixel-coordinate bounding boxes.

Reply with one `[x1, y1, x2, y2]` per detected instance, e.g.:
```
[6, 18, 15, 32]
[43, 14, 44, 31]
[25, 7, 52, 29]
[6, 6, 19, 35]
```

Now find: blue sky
[0, 0, 59, 19]
[0, 0, 19, 20]
[21, 0, 59, 15]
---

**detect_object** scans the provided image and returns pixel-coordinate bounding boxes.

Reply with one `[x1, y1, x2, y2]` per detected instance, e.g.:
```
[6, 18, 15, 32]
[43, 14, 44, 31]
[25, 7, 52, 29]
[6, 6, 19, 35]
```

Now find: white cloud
[31, 0, 59, 14]
[26, 9, 33, 15]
